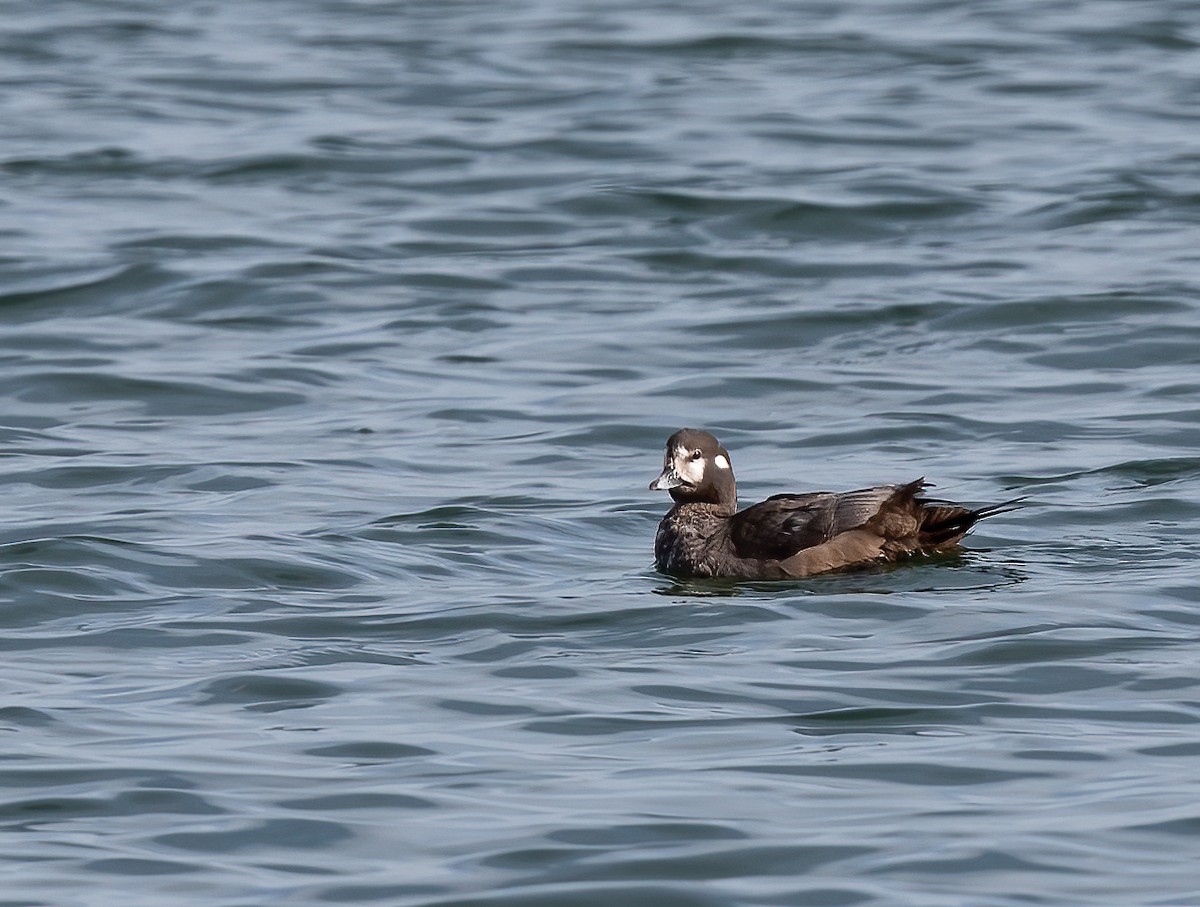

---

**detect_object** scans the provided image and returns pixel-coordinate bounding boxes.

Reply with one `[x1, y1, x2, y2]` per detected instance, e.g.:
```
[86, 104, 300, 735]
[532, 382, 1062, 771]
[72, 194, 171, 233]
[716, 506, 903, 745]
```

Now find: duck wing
[729, 484, 908, 561]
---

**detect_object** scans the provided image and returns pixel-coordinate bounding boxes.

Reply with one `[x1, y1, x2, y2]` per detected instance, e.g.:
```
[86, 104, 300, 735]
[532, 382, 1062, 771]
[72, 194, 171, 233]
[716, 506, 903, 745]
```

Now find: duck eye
[691, 449, 703, 461]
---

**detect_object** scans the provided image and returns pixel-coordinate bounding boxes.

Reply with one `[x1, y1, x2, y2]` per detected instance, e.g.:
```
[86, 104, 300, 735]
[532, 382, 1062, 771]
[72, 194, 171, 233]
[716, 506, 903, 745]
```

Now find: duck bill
[649, 467, 683, 491]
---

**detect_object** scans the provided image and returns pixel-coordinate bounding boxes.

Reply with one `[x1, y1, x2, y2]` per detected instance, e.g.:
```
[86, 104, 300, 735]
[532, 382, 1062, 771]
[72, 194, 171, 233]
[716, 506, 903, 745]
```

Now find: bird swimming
[649, 428, 1017, 580]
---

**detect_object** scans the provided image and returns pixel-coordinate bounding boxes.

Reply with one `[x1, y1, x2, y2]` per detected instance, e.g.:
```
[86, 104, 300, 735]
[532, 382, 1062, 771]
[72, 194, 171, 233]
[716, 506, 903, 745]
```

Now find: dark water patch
[478, 845, 595, 871]
[0, 767, 205, 791]
[988, 79, 1100, 96]
[1, 463, 196, 490]
[294, 340, 395, 358]
[1001, 380, 1128, 398]
[1124, 815, 1200, 836]
[310, 882, 449, 904]
[523, 713, 774, 738]
[398, 272, 510, 292]
[750, 124, 973, 150]
[1030, 338, 1200, 372]
[938, 291, 1189, 331]
[580, 189, 981, 241]
[869, 847, 1074, 876]
[496, 135, 665, 164]
[788, 705, 983, 735]
[635, 249, 916, 281]
[83, 858, 201, 876]
[1011, 748, 1108, 763]
[281, 792, 435, 811]
[14, 371, 307, 416]
[410, 215, 575, 240]
[115, 233, 291, 256]
[551, 822, 747, 847]
[155, 818, 352, 853]
[196, 674, 344, 711]
[1136, 742, 1200, 757]
[0, 626, 256, 653]
[0, 788, 220, 823]
[437, 696, 545, 717]
[143, 276, 329, 327]
[983, 703, 1198, 726]
[346, 883, 730, 907]
[997, 458, 1200, 489]
[492, 664, 578, 680]
[1070, 18, 1200, 52]
[684, 301, 956, 350]
[556, 32, 816, 56]
[0, 535, 366, 622]
[1086, 457, 1200, 488]
[188, 555, 365, 592]
[187, 473, 275, 493]
[200, 151, 448, 183]
[1125, 674, 1200, 693]
[3, 147, 148, 178]
[305, 742, 434, 761]
[500, 264, 640, 287]
[930, 630, 1176, 670]
[739, 762, 1047, 786]
[0, 262, 177, 315]
[536, 843, 870, 882]
[647, 375, 829, 401]
[0, 707, 58, 728]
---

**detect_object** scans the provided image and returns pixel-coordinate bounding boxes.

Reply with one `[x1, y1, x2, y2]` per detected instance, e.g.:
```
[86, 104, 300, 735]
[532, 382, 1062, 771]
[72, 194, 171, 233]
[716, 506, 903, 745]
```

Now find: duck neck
[714, 474, 737, 515]
[672, 480, 737, 517]
[715, 492, 737, 517]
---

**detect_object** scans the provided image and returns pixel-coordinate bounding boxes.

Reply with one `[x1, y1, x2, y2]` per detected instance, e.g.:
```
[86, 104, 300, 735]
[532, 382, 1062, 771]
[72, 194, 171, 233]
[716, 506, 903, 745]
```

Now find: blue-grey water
[3, 1, 1200, 905]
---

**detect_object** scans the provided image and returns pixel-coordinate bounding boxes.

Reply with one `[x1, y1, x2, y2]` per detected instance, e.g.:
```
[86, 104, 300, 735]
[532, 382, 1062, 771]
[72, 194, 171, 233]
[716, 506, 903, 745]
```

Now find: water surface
[2, 1, 1200, 905]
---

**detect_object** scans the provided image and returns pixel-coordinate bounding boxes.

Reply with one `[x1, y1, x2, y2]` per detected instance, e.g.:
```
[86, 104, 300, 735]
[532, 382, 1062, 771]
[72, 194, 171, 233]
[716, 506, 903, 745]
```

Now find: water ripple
[3, 0, 1200, 905]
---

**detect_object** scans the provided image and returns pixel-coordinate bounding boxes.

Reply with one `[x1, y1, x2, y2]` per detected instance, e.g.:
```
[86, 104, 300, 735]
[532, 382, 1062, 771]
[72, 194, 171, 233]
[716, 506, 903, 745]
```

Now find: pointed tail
[919, 496, 1024, 548]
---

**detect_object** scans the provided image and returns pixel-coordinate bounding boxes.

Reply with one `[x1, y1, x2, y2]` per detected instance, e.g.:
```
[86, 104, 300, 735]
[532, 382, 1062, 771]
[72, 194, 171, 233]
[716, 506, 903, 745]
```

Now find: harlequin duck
[649, 428, 1016, 580]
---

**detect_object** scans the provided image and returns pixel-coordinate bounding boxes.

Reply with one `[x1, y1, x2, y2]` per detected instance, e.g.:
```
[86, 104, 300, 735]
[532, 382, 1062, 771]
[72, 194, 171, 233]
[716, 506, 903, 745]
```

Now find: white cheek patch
[677, 452, 705, 485]
[714, 455, 730, 470]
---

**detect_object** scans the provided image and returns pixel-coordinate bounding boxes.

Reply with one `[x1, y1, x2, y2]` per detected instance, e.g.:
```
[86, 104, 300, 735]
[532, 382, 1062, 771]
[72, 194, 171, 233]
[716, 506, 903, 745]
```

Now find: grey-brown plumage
[649, 428, 1016, 580]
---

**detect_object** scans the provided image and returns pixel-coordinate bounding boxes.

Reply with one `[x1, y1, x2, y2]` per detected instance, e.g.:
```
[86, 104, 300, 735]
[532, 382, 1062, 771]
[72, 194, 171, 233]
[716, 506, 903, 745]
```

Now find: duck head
[649, 428, 737, 511]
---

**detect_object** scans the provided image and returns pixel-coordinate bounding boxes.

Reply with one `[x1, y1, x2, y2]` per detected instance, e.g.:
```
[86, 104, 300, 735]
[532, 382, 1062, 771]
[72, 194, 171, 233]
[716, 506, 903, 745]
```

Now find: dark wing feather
[830, 485, 909, 532]
[730, 485, 905, 561]
[729, 493, 836, 560]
